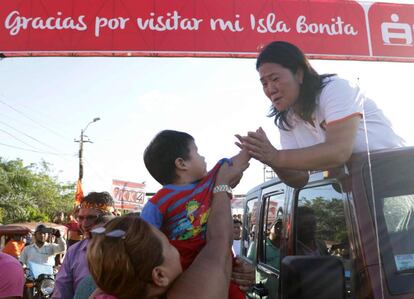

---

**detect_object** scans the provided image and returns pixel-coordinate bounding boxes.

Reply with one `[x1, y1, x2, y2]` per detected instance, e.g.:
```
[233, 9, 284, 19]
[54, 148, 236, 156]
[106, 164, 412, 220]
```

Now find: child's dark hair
[144, 130, 194, 185]
[256, 41, 335, 130]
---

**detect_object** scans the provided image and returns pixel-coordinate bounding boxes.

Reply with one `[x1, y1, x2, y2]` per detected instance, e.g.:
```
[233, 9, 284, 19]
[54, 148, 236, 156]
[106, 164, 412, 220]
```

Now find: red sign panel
[111, 179, 146, 211]
[368, 2, 414, 60]
[0, 0, 413, 62]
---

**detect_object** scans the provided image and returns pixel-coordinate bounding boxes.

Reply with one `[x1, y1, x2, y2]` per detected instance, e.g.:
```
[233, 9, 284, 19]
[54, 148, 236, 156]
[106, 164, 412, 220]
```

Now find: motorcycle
[24, 261, 55, 299]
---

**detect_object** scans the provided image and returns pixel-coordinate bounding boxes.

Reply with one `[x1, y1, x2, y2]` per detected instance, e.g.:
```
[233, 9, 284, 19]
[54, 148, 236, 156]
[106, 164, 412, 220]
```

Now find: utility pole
[74, 117, 100, 182]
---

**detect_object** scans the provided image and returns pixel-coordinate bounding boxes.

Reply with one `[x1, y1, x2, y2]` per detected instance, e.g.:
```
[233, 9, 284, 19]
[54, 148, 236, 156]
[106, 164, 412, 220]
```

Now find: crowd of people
[0, 40, 405, 299]
[1, 187, 254, 299]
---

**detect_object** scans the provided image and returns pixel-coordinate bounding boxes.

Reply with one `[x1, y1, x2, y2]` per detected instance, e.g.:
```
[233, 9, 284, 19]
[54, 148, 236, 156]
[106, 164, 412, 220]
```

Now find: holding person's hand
[236, 127, 279, 167]
[231, 257, 255, 292]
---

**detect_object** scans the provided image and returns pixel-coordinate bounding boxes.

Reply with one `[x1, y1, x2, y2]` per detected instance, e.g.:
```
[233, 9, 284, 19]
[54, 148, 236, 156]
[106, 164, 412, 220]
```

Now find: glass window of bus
[244, 197, 259, 260]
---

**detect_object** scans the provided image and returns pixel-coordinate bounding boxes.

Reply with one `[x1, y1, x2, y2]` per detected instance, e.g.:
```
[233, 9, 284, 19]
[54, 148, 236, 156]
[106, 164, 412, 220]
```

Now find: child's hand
[233, 134, 251, 164]
[237, 128, 278, 166]
[228, 134, 251, 188]
[216, 160, 249, 189]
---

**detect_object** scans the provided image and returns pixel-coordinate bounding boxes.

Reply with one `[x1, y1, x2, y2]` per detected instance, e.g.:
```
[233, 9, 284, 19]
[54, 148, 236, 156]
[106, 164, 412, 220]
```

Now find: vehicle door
[247, 184, 286, 299]
[292, 179, 355, 298]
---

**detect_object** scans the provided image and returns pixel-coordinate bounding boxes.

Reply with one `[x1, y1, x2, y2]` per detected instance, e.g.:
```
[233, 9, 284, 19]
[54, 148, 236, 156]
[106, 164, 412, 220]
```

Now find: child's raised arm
[229, 139, 251, 188]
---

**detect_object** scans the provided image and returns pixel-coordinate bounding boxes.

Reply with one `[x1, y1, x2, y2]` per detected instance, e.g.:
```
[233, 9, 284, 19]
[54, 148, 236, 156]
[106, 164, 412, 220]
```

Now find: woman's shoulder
[321, 75, 358, 91]
[321, 75, 346, 87]
[319, 75, 360, 103]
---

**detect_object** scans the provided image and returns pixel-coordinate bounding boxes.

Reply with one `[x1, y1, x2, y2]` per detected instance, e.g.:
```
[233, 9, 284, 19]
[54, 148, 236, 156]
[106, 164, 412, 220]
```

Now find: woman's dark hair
[256, 41, 335, 130]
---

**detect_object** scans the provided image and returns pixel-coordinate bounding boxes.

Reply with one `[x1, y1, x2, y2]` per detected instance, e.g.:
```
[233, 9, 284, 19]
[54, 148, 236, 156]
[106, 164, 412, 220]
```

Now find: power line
[0, 98, 70, 142]
[0, 141, 74, 157]
[0, 119, 68, 154]
[0, 127, 48, 151]
[0, 93, 74, 139]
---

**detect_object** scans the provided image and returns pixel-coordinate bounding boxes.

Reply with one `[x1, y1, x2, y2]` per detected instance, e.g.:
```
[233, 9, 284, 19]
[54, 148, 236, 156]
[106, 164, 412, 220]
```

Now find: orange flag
[75, 179, 84, 205]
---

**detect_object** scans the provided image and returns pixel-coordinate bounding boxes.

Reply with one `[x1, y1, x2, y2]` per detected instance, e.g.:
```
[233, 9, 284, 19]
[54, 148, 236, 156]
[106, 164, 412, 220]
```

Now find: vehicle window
[248, 190, 285, 299]
[295, 183, 352, 285]
[383, 195, 414, 271]
[243, 197, 259, 260]
[364, 154, 414, 294]
[259, 192, 284, 271]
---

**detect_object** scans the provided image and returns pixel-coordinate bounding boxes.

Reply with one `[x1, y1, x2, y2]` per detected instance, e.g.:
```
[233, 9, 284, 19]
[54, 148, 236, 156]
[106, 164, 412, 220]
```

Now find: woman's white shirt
[280, 76, 405, 153]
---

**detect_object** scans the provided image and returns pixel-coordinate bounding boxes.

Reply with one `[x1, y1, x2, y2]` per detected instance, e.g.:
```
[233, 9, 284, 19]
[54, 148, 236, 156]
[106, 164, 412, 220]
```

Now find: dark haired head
[88, 216, 164, 299]
[144, 130, 194, 185]
[256, 41, 334, 130]
[81, 191, 115, 215]
[233, 219, 242, 226]
[296, 206, 317, 243]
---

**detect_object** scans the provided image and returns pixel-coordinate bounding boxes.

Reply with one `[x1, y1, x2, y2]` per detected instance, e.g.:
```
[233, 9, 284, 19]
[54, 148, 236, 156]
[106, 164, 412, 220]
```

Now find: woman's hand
[236, 127, 278, 167]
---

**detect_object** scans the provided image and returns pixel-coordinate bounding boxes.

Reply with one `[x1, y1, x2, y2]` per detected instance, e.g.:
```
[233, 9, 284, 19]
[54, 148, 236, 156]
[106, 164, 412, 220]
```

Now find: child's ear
[175, 157, 187, 170]
[151, 266, 171, 288]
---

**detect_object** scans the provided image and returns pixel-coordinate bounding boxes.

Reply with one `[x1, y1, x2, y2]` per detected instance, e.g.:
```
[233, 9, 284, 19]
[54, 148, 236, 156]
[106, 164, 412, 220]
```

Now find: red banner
[111, 179, 146, 211]
[74, 179, 84, 206]
[0, 0, 413, 62]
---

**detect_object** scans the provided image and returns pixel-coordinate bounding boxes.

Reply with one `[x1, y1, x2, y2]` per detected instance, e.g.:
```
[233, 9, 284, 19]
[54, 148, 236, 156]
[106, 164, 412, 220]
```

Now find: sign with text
[111, 179, 146, 211]
[0, 0, 413, 62]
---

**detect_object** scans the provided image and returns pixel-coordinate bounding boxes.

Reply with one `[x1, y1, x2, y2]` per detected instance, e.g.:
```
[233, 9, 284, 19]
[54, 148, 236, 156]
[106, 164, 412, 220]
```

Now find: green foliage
[0, 157, 76, 224]
[302, 196, 348, 243]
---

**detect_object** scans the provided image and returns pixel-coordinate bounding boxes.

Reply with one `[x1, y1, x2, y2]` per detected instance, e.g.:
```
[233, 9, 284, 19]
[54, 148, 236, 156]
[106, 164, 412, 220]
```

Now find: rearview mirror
[281, 256, 345, 299]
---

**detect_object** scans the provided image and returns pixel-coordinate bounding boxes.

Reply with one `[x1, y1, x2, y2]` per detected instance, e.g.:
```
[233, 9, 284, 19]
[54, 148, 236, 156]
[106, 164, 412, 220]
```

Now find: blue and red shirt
[141, 158, 245, 299]
[141, 158, 229, 241]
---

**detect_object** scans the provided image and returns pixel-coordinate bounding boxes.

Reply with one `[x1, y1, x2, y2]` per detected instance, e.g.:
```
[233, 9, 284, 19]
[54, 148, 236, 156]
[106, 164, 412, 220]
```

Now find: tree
[302, 196, 347, 243]
[0, 158, 75, 224]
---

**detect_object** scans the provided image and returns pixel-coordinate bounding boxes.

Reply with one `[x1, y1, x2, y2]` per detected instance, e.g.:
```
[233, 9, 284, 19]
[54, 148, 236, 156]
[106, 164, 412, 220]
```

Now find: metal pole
[78, 129, 84, 181]
[75, 117, 100, 183]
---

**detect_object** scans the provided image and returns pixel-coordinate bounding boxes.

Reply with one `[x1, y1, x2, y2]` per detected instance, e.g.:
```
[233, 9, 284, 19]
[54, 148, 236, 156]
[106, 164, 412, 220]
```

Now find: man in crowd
[232, 219, 242, 256]
[65, 213, 82, 247]
[2, 234, 26, 259]
[0, 252, 25, 299]
[52, 192, 115, 299]
[19, 224, 66, 267]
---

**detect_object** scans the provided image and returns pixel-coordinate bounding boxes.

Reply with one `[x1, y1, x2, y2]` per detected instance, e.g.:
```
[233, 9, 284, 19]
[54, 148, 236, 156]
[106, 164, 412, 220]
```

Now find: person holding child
[237, 41, 405, 188]
[88, 159, 250, 299]
[140, 129, 250, 299]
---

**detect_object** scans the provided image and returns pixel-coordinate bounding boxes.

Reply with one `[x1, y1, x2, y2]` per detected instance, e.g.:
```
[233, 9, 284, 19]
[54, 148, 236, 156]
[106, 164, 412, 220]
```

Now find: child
[141, 130, 249, 299]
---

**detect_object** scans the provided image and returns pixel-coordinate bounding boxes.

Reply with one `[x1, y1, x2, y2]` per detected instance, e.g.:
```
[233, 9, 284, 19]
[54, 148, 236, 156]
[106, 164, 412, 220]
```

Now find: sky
[0, 0, 413, 197]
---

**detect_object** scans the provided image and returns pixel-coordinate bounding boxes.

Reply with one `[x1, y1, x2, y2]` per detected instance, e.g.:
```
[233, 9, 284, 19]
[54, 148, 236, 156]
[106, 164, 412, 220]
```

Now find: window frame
[257, 189, 285, 273]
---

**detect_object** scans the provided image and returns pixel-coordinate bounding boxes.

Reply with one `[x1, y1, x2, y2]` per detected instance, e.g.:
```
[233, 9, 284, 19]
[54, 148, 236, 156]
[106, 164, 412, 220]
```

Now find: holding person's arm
[87, 159, 249, 299]
[169, 161, 249, 299]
